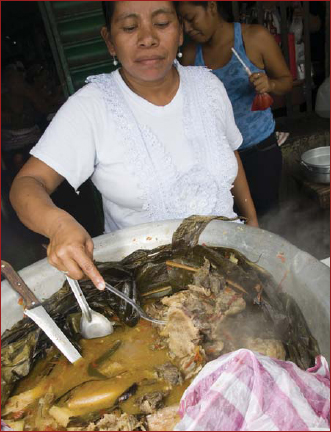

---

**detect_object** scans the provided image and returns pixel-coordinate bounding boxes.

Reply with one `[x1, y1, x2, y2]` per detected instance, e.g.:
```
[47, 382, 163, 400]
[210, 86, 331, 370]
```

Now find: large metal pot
[1, 220, 330, 363]
[300, 146, 330, 184]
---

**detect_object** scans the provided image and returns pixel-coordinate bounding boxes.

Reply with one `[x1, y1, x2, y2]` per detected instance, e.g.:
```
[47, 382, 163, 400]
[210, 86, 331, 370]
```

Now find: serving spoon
[66, 276, 114, 339]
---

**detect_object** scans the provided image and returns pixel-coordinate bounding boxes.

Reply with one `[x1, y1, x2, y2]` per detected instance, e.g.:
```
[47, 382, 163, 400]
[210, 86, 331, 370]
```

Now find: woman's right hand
[47, 216, 105, 290]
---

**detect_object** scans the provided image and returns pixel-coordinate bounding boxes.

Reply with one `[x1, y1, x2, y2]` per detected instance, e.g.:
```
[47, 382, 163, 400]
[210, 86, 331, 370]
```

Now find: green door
[39, 1, 116, 97]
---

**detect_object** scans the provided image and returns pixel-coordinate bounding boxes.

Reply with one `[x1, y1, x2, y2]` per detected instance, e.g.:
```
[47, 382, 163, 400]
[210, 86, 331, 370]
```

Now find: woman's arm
[232, 151, 259, 227]
[10, 157, 105, 290]
[244, 25, 293, 96]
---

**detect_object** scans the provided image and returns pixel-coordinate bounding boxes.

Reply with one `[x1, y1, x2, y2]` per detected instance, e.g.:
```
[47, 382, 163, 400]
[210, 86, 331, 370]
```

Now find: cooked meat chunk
[243, 337, 286, 360]
[72, 412, 144, 431]
[147, 405, 180, 431]
[155, 362, 183, 386]
[204, 340, 225, 360]
[160, 307, 200, 359]
[135, 391, 168, 414]
[193, 259, 225, 294]
[216, 288, 246, 316]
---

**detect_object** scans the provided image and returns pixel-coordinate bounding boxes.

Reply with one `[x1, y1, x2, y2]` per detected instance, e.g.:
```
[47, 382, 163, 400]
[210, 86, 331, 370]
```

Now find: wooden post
[280, 2, 293, 117]
[257, 1, 264, 25]
[326, 0, 330, 78]
[303, 1, 312, 113]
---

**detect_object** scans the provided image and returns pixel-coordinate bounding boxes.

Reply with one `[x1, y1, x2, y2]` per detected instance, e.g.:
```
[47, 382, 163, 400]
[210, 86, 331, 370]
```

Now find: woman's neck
[207, 21, 234, 49]
[119, 66, 180, 106]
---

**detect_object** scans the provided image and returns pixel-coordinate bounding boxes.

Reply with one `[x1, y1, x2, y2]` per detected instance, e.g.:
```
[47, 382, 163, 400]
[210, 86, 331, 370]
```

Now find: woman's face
[177, 2, 216, 43]
[103, 1, 183, 83]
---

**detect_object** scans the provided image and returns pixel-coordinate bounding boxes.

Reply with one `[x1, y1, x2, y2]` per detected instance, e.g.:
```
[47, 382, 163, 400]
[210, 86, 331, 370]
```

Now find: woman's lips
[189, 31, 202, 39]
[135, 56, 164, 65]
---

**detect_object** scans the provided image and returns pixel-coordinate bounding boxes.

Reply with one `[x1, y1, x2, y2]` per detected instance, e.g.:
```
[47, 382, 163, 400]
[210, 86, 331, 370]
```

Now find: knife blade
[1, 260, 81, 364]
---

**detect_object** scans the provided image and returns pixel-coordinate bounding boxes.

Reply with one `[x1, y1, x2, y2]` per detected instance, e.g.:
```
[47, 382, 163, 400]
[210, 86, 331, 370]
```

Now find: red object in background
[251, 93, 274, 111]
[274, 34, 281, 46]
[288, 33, 297, 80]
[274, 33, 297, 80]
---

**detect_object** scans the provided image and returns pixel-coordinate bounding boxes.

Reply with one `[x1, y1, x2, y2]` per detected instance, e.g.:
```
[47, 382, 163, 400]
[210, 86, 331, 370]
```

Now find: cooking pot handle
[300, 160, 313, 171]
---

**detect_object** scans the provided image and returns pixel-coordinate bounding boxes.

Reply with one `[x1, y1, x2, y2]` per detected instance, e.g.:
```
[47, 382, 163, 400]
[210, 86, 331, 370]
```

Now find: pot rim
[301, 162, 330, 174]
[301, 147, 330, 171]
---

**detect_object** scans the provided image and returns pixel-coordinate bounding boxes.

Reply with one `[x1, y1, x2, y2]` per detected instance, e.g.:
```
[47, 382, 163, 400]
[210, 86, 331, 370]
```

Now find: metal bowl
[1, 220, 330, 363]
[300, 147, 330, 184]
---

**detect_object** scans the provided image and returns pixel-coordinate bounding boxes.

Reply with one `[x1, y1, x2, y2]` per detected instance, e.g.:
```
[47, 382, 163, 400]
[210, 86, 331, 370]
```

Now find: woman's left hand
[249, 72, 275, 94]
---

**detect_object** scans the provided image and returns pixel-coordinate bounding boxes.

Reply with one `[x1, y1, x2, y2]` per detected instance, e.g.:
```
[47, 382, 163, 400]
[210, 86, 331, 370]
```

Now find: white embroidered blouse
[30, 62, 243, 232]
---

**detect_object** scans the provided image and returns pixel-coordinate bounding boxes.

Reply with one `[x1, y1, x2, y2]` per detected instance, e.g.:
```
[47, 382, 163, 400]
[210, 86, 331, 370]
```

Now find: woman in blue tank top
[177, 2, 292, 219]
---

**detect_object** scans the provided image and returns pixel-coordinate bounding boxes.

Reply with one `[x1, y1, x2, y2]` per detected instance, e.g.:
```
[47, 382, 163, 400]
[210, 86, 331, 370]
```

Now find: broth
[6, 320, 190, 431]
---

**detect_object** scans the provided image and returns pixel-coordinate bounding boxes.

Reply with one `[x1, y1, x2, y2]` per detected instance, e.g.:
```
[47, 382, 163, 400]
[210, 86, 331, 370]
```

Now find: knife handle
[1, 260, 40, 309]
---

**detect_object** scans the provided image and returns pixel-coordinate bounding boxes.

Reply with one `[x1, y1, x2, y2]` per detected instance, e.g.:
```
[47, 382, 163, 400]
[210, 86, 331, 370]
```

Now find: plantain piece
[53, 378, 138, 421]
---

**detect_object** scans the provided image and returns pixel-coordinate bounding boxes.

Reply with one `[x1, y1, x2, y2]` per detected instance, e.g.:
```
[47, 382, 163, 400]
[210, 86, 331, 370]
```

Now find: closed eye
[123, 26, 137, 32]
[154, 22, 170, 28]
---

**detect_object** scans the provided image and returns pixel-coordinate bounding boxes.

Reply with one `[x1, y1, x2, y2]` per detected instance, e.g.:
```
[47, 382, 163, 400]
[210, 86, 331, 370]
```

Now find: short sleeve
[207, 73, 243, 151]
[30, 86, 98, 191]
[218, 79, 243, 151]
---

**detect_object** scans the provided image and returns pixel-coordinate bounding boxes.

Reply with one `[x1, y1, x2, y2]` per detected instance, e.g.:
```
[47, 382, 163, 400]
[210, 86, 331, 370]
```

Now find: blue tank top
[195, 23, 275, 149]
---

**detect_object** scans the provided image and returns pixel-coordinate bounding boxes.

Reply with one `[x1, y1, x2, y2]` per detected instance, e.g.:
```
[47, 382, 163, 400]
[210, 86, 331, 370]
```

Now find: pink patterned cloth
[175, 349, 330, 431]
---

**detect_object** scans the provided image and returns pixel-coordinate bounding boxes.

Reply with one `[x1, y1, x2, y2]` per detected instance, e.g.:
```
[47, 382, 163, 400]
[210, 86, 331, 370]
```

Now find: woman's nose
[137, 25, 159, 47]
[183, 21, 192, 33]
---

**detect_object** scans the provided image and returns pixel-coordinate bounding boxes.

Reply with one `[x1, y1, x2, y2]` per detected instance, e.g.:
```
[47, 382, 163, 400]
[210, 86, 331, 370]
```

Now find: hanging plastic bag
[315, 77, 330, 119]
[231, 48, 273, 112]
[174, 349, 330, 431]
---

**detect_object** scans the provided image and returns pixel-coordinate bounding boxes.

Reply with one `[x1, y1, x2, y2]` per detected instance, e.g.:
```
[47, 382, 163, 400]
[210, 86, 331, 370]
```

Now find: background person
[177, 1, 293, 220]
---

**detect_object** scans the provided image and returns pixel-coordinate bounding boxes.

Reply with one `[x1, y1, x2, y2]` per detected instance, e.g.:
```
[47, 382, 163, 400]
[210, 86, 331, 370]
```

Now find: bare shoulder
[242, 24, 275, 47]
[181, 41, 198, 66]
[242, 23, 279, 57]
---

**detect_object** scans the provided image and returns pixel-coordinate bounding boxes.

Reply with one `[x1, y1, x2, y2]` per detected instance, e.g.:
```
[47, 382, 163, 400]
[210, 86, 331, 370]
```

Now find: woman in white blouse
[10, 1, 258, 290]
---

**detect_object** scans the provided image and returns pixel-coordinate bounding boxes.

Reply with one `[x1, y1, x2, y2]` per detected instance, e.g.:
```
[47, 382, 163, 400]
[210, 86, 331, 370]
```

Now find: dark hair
[177, 1, 233, 22]
[102, 2, 116, 31]
[102, 1, 181, 31]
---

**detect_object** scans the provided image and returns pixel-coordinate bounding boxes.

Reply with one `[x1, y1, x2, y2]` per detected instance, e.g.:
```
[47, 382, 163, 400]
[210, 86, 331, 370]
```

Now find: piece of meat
[204, 340, 225, 360]
[78, 412, 144, 431]
[135, 391, 168, 414]
[243, 337, 286, 360]
[147, 405, 180, 431]
[193, 259, 225, 294]
[155, 363, 183, 386]
[216, 288, 246, 316]
[160, 307, 200, 359]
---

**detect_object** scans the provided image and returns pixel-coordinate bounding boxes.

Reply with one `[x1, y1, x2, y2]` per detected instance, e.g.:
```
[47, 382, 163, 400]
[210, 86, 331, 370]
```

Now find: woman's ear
[208, 1, 218, 17]
[101, 26, 116, 56]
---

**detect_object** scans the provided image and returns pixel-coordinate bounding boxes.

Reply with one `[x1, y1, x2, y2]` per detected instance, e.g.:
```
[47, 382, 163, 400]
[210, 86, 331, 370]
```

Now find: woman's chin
[131, 65, 174, 83]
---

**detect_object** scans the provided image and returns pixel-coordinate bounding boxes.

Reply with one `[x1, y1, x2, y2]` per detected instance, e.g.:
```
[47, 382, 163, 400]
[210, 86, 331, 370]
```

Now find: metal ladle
[66, 276, 114, 339]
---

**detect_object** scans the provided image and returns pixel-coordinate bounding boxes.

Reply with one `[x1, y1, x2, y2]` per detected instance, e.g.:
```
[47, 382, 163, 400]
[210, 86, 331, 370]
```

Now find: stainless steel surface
[1, 220, 330, 363]
[300, 147, 330, 184]
[300, 163, 330, 184]
[66, 276, 114, 339]
[24, 307, 81, 363]
[301, 147, 330, 171]
[104, 282, 166, 325]
[1, 260, 81, 364]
